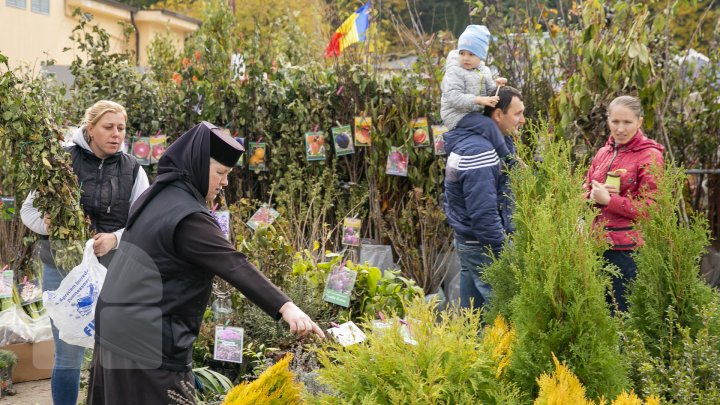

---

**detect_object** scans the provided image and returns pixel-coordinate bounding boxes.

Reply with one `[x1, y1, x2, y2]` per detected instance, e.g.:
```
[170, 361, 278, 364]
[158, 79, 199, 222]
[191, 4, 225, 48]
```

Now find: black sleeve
[173, 212, 290, 319]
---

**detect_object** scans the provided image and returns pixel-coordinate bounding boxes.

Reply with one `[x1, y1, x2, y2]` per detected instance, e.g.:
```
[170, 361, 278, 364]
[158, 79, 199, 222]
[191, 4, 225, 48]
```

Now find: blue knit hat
[457, 25, 491, 60]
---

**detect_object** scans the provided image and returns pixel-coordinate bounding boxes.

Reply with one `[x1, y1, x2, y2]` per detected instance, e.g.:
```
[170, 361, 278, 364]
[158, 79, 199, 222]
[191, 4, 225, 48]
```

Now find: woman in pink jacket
[586, 95, 664, 311]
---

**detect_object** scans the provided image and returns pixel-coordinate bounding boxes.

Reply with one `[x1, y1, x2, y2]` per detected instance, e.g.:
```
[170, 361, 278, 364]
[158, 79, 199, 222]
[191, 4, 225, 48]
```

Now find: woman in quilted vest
[586, 95, 664, 312]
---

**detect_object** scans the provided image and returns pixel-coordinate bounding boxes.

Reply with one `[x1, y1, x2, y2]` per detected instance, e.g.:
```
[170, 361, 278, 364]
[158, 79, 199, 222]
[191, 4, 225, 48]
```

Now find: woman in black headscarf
[86, 122, 324, 404]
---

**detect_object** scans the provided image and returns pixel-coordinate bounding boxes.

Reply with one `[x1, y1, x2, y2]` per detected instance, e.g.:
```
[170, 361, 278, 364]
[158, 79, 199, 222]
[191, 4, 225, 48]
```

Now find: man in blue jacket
[444, 86, 525, 310]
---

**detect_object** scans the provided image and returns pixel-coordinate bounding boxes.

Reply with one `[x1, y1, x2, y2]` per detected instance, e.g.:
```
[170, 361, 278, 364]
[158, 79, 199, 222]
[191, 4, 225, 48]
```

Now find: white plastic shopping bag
[43, 239, 107, 348]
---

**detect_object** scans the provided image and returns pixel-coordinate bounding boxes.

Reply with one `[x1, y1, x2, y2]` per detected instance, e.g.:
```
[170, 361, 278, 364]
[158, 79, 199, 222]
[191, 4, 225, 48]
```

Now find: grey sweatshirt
[440, 50, 497, 130]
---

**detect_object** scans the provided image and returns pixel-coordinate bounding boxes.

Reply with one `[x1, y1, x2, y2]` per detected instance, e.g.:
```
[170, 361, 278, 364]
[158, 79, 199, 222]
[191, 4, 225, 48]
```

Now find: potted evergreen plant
[0, 349, 17, 397]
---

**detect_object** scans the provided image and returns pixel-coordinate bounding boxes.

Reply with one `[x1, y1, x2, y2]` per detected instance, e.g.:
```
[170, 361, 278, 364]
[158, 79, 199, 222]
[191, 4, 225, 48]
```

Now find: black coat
[94, 123, 288, 372]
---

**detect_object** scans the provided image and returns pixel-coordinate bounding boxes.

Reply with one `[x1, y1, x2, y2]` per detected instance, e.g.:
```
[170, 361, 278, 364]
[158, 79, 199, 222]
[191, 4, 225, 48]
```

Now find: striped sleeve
[452, 149, 500, 170]
[448, 149, 505, 250]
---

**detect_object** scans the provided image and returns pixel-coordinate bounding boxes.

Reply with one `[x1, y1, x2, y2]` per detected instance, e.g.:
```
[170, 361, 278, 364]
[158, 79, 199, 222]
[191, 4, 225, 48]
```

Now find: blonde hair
[608, 95, 643, 119]
[82, 100, 127, 127]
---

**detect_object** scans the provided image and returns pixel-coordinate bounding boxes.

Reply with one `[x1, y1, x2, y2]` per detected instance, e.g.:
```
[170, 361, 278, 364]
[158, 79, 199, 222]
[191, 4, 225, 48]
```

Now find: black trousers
[86, 344, 196, 405]
[604, 249, 637, 312]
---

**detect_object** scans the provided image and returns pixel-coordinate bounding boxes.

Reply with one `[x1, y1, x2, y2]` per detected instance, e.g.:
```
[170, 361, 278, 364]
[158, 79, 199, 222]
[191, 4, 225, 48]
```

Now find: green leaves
[0, 51, 88, 269]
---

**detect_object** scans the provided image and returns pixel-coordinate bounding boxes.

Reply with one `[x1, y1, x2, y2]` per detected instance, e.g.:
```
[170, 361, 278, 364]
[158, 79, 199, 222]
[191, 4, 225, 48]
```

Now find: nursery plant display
[0, 0, 719, 402]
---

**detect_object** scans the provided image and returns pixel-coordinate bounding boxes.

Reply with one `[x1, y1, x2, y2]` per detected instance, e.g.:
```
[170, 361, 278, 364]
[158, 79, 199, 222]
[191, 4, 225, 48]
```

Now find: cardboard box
[1, 340, 54, 383]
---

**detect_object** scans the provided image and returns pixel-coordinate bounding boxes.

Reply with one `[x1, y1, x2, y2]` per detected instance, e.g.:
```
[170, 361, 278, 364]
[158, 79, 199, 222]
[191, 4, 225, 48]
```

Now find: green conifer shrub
[485, 123, 628, 399]
[624, 164, 720, 402]
[627, 164, 720, 347]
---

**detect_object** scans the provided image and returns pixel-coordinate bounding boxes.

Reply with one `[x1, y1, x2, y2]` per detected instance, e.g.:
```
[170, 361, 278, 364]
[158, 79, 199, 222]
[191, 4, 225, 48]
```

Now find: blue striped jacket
[443, 113, 505, 254]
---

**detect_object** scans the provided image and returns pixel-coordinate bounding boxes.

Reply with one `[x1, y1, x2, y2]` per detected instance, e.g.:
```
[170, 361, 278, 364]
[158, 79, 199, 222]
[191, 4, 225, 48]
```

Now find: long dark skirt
[86, 344, 196, 405]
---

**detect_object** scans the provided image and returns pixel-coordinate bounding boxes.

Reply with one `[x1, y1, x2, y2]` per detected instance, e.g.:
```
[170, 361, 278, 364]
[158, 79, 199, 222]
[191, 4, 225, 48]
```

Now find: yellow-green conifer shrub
[314, 298, 524, 404]
[480, 315, 516, 378]
[534, 353, 594, 405]
[222, 354, 304, 405]
[610, 391, 643, 405]
[535, 355, 662, 405]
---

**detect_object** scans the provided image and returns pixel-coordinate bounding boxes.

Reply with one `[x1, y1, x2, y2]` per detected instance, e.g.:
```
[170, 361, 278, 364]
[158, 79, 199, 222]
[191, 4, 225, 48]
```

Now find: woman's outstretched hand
[279, 301, 326, 338]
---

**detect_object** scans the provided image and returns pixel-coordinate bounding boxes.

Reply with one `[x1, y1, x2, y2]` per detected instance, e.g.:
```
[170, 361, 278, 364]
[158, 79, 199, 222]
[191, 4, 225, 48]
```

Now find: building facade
[0, 0, 200, 69]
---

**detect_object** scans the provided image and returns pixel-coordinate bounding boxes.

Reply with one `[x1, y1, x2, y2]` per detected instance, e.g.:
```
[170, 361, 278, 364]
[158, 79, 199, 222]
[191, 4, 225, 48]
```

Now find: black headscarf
[126, 122, 212, 228]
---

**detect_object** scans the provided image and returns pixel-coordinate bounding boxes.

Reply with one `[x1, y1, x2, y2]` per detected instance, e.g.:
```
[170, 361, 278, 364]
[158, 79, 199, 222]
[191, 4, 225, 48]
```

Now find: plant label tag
[248, 142, 268, 171]
[149, 134, 167, 164]
[341, 217, 361, 246]
[411, 117, 430, 147]
[0, 197, 15, 220]
[213, 326, 244, 363]
[18, 278, 42, 305]
[371, 318, 418, 345]
[431, 125, 448, 156]
[328, 321, 366, 346]
[332, 125, 355, 156]
[386, 146, 409, 177]
[211, 210, 231, 240]
[132, 137, 151, 166]
[354, 116, 372, 147]
[246, 206, 280, 231]
[0, 270, 13, 299]
[323, 266, 357, 307]
[305, 131, 327, 161]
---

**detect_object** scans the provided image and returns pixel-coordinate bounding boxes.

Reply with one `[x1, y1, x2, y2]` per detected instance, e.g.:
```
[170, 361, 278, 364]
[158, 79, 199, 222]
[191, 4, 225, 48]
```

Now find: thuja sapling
[627, 163, 720, 351]
[484, 124, 629, 399]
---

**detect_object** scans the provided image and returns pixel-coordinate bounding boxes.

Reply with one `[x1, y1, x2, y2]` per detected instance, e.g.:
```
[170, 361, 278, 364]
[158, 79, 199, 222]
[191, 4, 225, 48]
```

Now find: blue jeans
[42, 263, 87, 405]
[603, 250, 637, 312]
[456, 241, 494, 310]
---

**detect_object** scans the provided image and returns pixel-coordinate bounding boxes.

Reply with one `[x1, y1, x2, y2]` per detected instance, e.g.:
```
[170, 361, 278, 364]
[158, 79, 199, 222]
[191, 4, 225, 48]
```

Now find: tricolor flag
[324, 1, 371, 58]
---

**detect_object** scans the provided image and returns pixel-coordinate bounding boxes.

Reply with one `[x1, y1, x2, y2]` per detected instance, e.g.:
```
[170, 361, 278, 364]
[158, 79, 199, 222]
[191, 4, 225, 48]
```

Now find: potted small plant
[0, 349, 17, 397]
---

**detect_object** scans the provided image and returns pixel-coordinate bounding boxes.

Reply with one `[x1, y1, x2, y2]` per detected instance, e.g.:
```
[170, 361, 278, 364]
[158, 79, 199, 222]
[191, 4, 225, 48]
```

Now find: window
[6, 0, 26, 9]
[31, 0, 48, 14]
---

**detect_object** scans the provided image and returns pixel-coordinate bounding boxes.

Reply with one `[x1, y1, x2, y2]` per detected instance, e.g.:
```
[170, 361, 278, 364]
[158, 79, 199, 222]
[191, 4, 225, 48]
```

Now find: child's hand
[495, 77, 508, 86]
[476, 96, 499, 107]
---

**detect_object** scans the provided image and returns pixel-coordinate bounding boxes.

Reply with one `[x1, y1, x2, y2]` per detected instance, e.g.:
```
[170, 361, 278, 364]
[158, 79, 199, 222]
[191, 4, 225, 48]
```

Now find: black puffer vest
[95, 181, 214, 371]
[38, 145, 139, 269]
[70, 145, 139, 233]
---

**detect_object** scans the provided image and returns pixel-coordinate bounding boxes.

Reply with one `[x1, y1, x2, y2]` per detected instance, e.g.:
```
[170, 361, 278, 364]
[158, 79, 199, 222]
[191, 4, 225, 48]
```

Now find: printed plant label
[214, 326, 244, 363]
[246, 206, 280, 231]
[386, 146, 409, 177]
[354, 116, 372, 147]
[305, 131, 327, 161]
[323, 265, 357, 307]
[411, 117, 430, 147]
[327, 321, 366, 346]
[332, 125, 355, 156]
[341, 217, 361, 246]
[432, 125, 448, 156]
[211, 210, 231, 239]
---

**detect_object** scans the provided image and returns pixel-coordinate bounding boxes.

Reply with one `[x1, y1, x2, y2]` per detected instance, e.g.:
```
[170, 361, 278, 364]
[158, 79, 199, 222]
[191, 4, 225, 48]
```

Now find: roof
[72, 0, 201, 27]
[379, 55, 418, 70]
